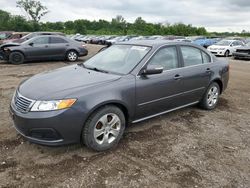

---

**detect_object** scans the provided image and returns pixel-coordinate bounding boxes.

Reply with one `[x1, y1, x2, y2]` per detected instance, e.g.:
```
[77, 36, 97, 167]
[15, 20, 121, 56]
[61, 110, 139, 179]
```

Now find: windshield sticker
[131, 46, 148, 51]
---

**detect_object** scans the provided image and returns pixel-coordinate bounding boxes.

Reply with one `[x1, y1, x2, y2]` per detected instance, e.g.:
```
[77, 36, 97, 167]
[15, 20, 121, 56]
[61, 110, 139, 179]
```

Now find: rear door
[177, 45, 212, 104]
[135, 46, 185, 120]
[48, 37, 69, 58]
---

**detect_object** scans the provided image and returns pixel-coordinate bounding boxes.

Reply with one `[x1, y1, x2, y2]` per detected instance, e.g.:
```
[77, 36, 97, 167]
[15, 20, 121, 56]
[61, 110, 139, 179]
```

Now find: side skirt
[132, 101, 199, 124]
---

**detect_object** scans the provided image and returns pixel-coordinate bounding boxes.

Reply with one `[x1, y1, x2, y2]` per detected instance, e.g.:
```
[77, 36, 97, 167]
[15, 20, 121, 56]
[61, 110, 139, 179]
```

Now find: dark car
[9, 41, 229, 151]
[1, 35, 88, 64]
[232, 42, 250, 59]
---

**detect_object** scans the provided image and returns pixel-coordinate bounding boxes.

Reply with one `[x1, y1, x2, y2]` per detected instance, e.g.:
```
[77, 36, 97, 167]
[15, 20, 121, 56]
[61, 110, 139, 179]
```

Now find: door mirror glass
[142, 65, 163, 75]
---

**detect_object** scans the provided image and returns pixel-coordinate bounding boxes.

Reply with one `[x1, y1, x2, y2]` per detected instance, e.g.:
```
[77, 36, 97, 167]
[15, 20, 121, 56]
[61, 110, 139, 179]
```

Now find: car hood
[18, 64, 121, 100]
[235, 46, 250, 50]
[0, 42, 21, 49]
[209, 45, 228, 48]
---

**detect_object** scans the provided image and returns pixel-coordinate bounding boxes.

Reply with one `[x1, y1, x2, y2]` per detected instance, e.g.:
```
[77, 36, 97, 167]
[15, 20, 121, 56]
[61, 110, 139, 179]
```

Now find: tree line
[1, 1, 249, 38]
[0, 9, 208, 36]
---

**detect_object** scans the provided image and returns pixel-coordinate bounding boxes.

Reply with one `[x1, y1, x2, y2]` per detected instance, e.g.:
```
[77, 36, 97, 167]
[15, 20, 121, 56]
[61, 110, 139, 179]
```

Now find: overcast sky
[1, 0, 250, 32]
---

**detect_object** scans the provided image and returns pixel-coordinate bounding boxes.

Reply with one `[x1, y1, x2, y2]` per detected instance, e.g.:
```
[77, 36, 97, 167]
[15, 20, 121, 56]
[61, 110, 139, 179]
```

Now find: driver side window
[32, 37, 49, 45]
[148, 46, 178, 70]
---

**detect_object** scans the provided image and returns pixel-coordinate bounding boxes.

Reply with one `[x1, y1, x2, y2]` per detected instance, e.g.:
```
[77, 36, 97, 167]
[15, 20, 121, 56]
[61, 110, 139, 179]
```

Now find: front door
[24, 36, 51, 60]
[135, 46, 184, 120]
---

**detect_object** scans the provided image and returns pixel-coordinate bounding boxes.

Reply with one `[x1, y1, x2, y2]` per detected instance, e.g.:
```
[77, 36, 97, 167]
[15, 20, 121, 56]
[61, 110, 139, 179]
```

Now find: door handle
[45, 45, 49, 48]
[206, 68, 211, 73]
[174, 74, 182, 80]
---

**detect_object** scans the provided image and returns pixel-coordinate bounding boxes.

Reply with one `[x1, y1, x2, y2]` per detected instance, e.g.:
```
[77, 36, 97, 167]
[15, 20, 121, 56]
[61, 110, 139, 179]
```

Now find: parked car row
[1, 31, 250, 63]
[71, 34, 250, 58]
[0, 32, 88, 64]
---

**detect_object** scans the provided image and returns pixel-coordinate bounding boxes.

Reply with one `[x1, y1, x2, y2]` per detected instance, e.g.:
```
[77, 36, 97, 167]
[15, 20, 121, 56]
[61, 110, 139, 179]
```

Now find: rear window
[202, 51, 211, 63]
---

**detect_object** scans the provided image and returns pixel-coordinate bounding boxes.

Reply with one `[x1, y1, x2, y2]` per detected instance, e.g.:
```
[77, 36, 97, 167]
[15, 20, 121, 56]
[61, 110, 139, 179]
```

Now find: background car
[232, 42, 250, 59]
[193, 37, 221, 48]
[1, 32, 29, 44]
[13, 31, 65, 43]
[10, 41, 229, 151]
[2, 35, 88, 64]
[0, 31, 13, 44]
[207, 40, 244, 57]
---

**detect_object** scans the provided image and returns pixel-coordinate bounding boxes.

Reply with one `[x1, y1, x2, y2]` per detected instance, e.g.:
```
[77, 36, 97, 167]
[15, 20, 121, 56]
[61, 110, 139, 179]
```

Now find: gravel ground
[0, 44, 249, 188]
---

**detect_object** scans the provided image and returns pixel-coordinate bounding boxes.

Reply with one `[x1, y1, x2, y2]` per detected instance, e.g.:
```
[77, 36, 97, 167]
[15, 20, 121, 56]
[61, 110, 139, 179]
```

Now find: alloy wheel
[68, 51, 77, 61]
[207, 86, 219, 107]
[94, 113, 121, 145]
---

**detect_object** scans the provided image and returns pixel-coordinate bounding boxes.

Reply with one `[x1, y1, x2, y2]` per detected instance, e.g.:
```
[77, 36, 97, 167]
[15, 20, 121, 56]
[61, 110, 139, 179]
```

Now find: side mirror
[230, 44, 233, 47]
[141, 65, 163, 75]
[29, 42, 34, 46]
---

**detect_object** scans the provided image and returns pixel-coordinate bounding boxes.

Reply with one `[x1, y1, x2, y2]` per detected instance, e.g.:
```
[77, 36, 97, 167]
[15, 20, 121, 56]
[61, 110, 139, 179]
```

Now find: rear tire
[66, 50, 78, 62]
[200, 82, 220, 110]
[9, 52, 24, 64]
[82, 105, 125, 151]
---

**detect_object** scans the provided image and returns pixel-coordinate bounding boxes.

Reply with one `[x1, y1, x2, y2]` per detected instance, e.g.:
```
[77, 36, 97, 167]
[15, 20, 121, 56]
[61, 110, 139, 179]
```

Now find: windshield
[216, 40, 232, 46]
[84, 45, 151, 74]
[20, 33, 35, 40]
[22, 37, 35, 44]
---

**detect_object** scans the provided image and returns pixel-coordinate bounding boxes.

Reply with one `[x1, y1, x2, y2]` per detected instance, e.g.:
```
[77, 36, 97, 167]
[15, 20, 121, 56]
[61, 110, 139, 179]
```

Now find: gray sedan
[10, 40, 229, 151]
[2, 35, 88, 64]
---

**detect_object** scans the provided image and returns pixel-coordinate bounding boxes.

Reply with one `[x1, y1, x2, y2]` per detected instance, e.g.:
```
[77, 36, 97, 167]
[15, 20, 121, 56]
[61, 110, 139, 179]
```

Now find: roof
[116, 39, 202, 48]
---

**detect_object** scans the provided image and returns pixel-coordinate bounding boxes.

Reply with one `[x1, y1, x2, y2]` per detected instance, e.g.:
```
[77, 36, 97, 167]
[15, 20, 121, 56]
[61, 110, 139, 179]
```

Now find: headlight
[3, 47, 10, 51]
[30, 99, 76, 112]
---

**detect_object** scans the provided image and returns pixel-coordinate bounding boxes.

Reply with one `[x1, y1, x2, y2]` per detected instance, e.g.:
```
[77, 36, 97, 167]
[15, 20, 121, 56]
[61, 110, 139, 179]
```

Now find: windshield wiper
[79, 64, 109, 73]
[88, 67, 109, 73]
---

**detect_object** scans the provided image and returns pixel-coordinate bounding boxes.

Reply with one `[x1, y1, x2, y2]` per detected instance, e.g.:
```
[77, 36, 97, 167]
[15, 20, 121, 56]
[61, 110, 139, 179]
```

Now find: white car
[207, 40, 244, 57]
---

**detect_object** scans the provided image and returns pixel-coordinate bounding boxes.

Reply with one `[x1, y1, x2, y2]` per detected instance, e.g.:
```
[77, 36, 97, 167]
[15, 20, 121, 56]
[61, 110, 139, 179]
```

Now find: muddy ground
[0, 44, 249, 188]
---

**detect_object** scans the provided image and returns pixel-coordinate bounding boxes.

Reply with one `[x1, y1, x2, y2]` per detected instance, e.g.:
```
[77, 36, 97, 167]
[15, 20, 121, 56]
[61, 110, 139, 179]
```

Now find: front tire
[200, 82, 220, 110]
[224, 50, 230, 57]
[66, 50, 78, 62]
[9, 52, 24, 64]
[82, 105, 126, 151]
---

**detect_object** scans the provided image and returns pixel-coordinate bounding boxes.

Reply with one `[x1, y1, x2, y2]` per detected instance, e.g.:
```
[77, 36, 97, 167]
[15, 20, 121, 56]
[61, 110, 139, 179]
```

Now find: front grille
[236, 49, 250, 54]
[14, 92, 34, 113]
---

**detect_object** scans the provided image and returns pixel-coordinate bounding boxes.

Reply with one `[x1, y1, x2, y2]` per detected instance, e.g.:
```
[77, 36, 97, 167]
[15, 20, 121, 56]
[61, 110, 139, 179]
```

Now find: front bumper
[208, 49, 226, 56]
[232, 52, 250, 59]
[0, 50, 7, 60]
[78, 48, 88, 57]
[9, 103, 85, 146]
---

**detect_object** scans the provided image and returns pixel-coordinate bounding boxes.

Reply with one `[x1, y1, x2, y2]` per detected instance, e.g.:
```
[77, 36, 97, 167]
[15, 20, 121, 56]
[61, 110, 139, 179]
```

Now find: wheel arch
[10, 50, 25, 57]
[79, 101, 130, 143]
[85, 101, 130, 125]
[66, 48, 79, 55]
[211, 78, 223, 94]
